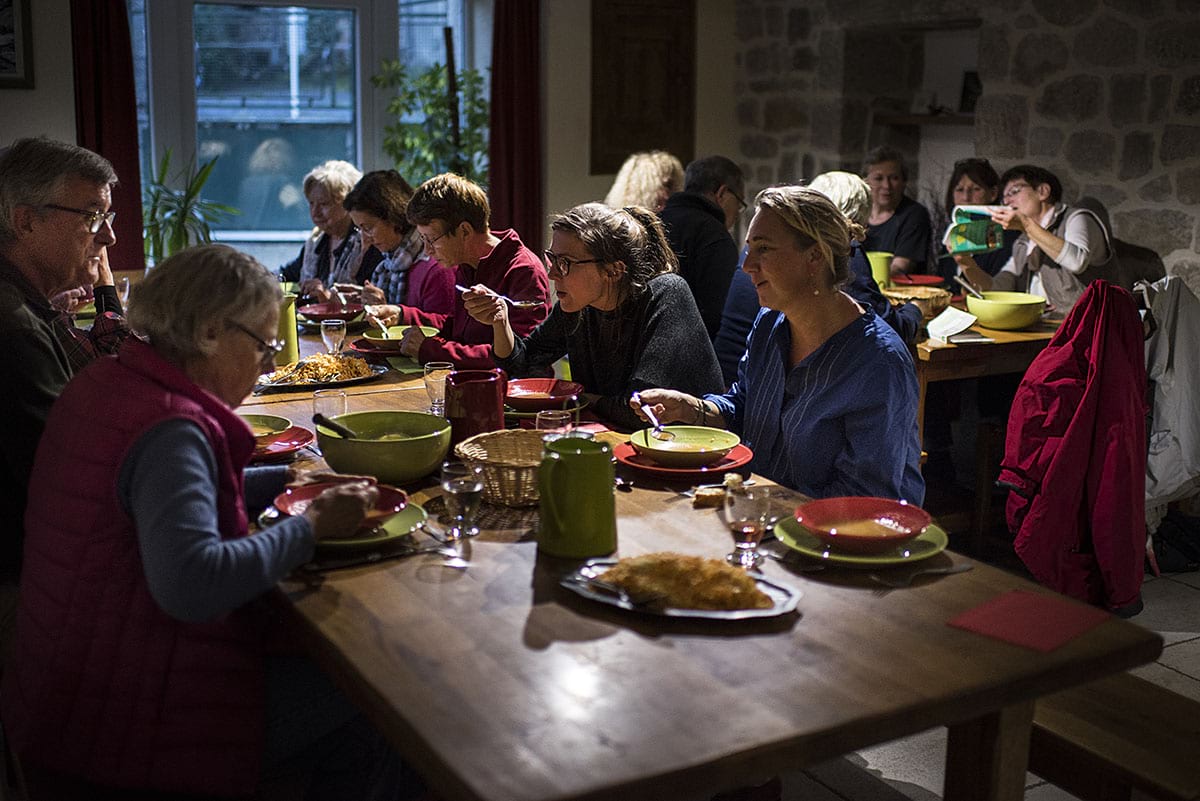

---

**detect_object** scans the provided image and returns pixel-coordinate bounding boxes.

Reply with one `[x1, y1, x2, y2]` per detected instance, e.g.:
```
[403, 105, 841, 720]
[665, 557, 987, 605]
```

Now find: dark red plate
[297, 302, 365, 322]
[505, 378, 586, 412]
[273, 481, 404, 525]
[612, 442, 754, 481]
[251, 425, 315, 463]
[890, 274, 945, 287]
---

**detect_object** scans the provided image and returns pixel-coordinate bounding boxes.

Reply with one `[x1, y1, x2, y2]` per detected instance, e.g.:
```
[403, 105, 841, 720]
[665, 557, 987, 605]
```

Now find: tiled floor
[775, 545, 1200, 801]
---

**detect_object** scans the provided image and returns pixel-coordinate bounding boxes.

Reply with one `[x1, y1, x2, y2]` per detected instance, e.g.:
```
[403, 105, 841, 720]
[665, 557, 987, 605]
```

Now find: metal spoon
[455, 283, 543, 310]
[630, 392, 673, 441]
[312, 413, 359, 439]
[954, 274, 985, 300]
[367, 314, 390, 338]
[868, 562, 973, 589]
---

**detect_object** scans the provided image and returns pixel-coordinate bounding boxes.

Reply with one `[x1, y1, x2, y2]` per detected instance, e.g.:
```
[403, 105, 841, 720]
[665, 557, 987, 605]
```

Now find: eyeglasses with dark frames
[42, 204, 116, 234]
[229, 321, 284, 368]
[728, 188, 747, 211]
[420, 227, 452, 248]
[543, 250, 603, 277]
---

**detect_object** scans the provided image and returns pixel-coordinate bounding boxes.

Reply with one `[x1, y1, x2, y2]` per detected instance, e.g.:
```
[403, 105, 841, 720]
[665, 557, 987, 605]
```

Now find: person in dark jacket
[659, 155, 745, 340]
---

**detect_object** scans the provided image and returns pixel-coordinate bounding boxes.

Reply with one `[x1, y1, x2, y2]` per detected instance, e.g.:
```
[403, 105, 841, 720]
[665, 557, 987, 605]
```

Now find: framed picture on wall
[0, 0, 34, 89]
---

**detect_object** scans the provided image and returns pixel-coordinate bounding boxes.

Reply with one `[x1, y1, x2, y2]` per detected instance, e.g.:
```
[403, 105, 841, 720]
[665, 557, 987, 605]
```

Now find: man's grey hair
[683, 155, 745, 197]
[0, 138, 118, 245]
[128, 244, 282, 361]
[808, 171, 872, 227]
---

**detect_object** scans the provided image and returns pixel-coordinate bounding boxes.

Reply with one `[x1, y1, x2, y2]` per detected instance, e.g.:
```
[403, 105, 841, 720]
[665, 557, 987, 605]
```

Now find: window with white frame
[128, 0, 486, 266]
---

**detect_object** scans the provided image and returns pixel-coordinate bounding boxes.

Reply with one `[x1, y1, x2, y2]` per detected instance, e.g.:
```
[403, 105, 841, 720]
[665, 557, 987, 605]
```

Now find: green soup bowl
[363, 325, 440, 343]
[966, 291, 1046, 330]
[317, 410, 451, 485]
[629, 425, 741, 469]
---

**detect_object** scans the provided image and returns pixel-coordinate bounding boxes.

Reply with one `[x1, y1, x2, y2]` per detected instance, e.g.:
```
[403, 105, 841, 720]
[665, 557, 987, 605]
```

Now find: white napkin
[927, 306, 978, 341]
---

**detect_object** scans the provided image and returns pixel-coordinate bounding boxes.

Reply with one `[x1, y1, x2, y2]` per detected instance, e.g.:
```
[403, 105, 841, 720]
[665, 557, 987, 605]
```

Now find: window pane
[194, 3, 357, 233]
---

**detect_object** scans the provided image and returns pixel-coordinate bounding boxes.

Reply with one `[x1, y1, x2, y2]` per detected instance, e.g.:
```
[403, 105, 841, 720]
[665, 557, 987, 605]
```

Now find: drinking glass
[535, 409, 573, 433]
[441, 461, 485, 539]
[423, 361, 453, 416]
[723, 486, 771, 568]
[118, 276, 131, 307]
[321, 319, 346, 354]
[313, 388, 347, 421]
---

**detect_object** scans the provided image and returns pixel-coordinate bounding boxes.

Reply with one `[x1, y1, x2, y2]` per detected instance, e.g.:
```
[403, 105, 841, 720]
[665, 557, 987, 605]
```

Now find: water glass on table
[441, 461, 485, 539]
[423, 361, 453, 416]
[321, 319, 346, 354]
[723, 486, 771, 568]
[535, 409, 574, 434]
[313, 388, 348, 421]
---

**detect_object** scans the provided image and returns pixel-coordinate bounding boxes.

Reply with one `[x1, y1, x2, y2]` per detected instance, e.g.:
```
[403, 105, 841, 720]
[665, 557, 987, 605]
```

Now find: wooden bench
[1029, 672, 1200, 801]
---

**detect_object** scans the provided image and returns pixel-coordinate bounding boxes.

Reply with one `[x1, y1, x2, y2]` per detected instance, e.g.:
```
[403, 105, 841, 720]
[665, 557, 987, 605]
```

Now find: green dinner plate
[314, 502, 429, 552]
[774, 516, 948, 568]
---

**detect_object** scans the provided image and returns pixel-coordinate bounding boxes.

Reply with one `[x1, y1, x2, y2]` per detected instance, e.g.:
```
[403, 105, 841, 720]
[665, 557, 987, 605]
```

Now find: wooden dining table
[241, 338, 1160, 801]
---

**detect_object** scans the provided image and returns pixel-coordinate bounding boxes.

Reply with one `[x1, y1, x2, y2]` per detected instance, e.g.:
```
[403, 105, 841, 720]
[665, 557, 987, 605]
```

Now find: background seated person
[279, 159, 380, 300]
[958, 164, 1115, 314]
[1, 245, 416, 799]
[861, 145, 932, 277]
[463, 203, 723, 431]
[634, 186, 924, 503]
[933, 157, 1019, 284]
[712, 172, 921, 389]
[342, 169, 455, 315]
[368, 173, 551, 369]
[603, 150, 684, 214]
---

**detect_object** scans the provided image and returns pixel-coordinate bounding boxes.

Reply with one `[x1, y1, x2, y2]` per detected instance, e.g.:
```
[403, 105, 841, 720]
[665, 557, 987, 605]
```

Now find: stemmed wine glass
[723, 486, 771, 569]
[321, 319, 346, 354]
[423, 361, 453, 416]
[441, 461, 485, 539]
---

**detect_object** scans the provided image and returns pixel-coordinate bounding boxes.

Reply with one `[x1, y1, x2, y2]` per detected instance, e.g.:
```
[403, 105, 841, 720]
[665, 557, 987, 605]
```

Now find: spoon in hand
[953, 274, 985, 300]
[455, 283, 543, 310]
[630, 392, 674, 441]
[367, 314, 390, 339]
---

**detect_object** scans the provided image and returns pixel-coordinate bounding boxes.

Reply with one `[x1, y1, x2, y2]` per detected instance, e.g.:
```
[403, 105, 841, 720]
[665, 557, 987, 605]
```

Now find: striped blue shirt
[708, 306, 925, 503]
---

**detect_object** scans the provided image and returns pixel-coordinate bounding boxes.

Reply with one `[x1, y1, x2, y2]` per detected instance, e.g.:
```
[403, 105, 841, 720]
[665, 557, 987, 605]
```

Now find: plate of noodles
[560, 553, 801, 620]
[255, 353, 387, 392]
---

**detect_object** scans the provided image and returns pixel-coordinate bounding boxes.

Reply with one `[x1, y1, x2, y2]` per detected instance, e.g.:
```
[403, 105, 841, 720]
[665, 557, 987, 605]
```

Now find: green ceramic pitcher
[538, 437, 616, 558]
[276, 293, 299, 366]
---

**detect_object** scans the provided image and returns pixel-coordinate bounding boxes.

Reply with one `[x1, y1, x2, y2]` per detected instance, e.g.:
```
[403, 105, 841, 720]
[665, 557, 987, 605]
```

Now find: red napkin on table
[947, 589, 1112, 652]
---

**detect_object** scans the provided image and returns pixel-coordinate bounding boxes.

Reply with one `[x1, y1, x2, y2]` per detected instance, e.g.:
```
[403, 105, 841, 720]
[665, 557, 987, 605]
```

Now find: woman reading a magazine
[955, 164, 1115, 313]
[935, 158, 1019, 284]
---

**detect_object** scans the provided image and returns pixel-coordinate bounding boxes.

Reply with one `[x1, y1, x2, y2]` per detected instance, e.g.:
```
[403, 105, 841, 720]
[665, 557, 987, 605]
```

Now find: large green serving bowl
[629, 425, 741, 469]
[317, 411, 451, 485]
[966, 291, 1046, 330]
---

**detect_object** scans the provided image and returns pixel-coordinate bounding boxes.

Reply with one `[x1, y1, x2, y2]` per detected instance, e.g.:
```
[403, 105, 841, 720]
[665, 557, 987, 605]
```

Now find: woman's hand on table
[303, 481, 379, 541]
[630, 389, 699, 424]
[398, 325, 427, 358]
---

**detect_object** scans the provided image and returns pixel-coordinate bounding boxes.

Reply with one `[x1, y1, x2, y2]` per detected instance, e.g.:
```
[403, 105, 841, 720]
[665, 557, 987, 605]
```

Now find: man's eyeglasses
[729, 188, 747, 212]
[543, 250, 602, 278]
[1002, 182, 1031, 201]
[420, 228, 451, 248]
[230, 321, 284, 369]
[43, 204, 116, 234]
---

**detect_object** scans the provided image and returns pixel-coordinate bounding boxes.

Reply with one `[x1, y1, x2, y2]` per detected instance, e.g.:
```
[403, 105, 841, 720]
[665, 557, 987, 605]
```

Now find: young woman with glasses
[461, 203, 723, 430]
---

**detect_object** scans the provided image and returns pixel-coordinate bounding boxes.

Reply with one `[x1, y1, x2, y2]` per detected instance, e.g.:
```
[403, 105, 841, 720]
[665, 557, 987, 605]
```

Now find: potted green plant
[142, 149, 239, 265]
[371, 58, 490, 185]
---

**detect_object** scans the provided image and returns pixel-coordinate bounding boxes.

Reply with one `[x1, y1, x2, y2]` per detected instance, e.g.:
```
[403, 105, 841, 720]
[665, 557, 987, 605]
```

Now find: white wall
[0, 0, 75, 145]
[541, 0, 738, 224]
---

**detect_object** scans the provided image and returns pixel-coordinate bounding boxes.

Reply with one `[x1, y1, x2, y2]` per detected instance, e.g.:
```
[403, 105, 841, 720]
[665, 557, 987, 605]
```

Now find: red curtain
[71, 0, 145, 273]
[488, 0, 542, 254]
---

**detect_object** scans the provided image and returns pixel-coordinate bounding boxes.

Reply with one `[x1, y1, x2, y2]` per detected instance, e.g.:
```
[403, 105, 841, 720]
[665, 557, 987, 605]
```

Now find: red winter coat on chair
[997, 280, 1147, 610]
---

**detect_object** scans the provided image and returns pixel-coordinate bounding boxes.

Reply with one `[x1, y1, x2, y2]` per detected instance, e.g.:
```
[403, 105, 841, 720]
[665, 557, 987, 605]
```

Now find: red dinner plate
[505, 378, 586, 412]
[347, 337, 404, 354]
[890, 274, 945, 287]
[297, 302, 365, 322]
[273, 481, 405, 524]
[612, 442, 753, 481]
[251, 425, 315, 463]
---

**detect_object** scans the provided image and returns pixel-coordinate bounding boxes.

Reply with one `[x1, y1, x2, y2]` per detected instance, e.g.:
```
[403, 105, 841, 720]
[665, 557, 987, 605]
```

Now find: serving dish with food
[256, 354, 385, 391]
[316, 410, 451, 485]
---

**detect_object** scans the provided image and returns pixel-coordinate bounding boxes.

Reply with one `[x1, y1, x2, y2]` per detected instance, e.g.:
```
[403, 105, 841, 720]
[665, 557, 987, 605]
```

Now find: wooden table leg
[943, 700, 1035, 801]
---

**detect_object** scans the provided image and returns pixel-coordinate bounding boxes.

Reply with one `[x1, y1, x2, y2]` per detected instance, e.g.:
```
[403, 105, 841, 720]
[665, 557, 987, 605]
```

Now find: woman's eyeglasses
[230, 321, 284, 368]
[543, 250, 602, 277]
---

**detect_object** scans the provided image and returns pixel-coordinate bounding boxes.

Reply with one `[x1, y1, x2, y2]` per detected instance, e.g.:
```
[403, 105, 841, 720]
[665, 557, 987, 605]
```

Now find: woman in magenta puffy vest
[2, 245, 418, 799]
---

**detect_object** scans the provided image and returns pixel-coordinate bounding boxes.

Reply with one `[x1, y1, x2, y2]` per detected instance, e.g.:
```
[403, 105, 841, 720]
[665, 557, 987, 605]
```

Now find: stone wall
[734, 0, 1200, 271]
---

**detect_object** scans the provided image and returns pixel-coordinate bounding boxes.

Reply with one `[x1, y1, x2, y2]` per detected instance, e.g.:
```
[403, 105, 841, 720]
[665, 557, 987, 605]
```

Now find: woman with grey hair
[280, 159, 380, 298]
[634, 186, 924, 502]
[1, 244, 417, 799]
[462, 202, 722, 429]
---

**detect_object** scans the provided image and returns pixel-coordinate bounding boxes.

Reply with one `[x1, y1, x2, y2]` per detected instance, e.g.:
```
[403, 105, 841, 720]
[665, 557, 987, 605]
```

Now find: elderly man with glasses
[367, 172, 551, 368]
[0, 138, 131, 578]
[659, 154, 747, 341]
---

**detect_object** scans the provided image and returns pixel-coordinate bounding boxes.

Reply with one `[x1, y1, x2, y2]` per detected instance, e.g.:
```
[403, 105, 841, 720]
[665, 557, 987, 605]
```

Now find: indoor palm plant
[142, 149, 239, 265]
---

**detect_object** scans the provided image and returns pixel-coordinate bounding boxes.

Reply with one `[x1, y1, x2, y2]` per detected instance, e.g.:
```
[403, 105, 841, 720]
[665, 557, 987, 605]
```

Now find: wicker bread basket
[453, 429, 546, 507]
[881, 285, 952, 321]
